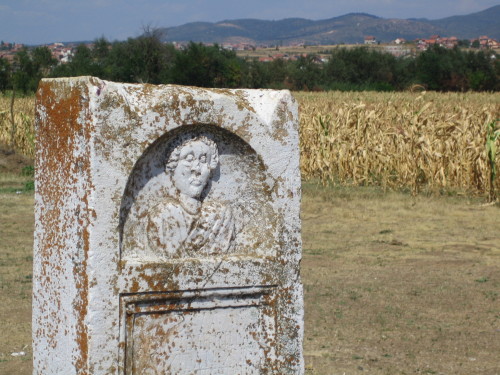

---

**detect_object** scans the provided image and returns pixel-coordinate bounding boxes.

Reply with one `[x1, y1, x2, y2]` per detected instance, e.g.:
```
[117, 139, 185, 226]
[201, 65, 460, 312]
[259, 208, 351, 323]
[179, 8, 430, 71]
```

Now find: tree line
[1, 31, 499, 94]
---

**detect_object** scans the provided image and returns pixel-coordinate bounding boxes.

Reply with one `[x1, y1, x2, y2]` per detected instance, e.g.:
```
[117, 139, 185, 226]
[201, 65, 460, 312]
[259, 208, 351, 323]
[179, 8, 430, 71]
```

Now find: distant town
[1, 34, 499, 65]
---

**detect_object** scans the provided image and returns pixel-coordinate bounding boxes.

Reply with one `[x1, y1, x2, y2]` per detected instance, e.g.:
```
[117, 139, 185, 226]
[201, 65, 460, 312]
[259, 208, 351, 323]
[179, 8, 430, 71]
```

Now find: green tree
[171, 42, 242, 88]
[393, 56, 416, 90]
[12, 49, 36, 93]
[415, 45, 462, 91]
[92, 37, 111, 61]
[267, 58, 289, 88]
[32, 46, 57, 76]
[465, 50, 498, 91]
[324, 47, 399, 90]
[11, 47, 57, 92]
[241, 59, 271, 88]
[458, 39, 471, 48]
[413, 46, 499, 91]
[91, 37, 112, 77]
[105, 29, 175, 84]
[132, 27, 175, 83]
[51, 44, 100, 77]
[288, 55, 322, 90]
[73, 44, 100, 75]
[0, 57, 10, 92]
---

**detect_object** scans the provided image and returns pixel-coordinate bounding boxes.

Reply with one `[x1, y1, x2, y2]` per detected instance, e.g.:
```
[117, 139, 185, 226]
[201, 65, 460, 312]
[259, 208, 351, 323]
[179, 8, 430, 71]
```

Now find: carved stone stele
[34, 77, 303, 374]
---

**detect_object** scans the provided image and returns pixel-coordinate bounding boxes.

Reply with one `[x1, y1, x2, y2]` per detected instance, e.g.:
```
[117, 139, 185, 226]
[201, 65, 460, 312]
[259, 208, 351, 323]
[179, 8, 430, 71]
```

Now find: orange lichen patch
[35, 78, 96, 374]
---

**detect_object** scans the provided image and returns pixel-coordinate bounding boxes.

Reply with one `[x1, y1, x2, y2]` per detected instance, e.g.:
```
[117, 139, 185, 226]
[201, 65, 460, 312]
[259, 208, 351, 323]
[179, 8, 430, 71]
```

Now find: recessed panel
[122, 288, 277, 374]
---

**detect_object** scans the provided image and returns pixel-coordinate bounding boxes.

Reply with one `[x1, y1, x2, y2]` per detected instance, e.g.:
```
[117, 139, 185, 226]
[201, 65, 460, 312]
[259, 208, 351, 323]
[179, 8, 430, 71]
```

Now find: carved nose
[191, 160, 201, 172]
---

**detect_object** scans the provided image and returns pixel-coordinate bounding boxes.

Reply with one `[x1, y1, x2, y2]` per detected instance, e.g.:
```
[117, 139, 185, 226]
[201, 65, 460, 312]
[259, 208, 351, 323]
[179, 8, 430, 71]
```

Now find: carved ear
[210, 152, 219, 170]
[165, 159, 175, 172]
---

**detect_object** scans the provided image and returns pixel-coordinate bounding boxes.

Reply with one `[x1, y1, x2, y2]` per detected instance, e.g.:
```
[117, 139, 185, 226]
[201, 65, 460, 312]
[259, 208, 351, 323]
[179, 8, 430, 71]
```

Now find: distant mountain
[159, 5, 500, 45]
[428, 6, 500, 39]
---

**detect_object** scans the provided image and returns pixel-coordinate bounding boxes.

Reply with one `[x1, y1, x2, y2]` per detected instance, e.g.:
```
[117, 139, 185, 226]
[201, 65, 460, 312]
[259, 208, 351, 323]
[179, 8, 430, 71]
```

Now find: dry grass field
[0, 181, 34, 375]
[234, 44, 391, 60]
[301, 182, 499, 375]
[1, 172, 499, 374]
[0, 90, 499, 374]
[235, 44, 335, 60]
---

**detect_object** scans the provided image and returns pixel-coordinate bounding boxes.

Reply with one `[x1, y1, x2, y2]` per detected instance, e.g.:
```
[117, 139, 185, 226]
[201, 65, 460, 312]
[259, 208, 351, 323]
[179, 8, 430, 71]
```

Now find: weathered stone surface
[33, 77, 303, 374]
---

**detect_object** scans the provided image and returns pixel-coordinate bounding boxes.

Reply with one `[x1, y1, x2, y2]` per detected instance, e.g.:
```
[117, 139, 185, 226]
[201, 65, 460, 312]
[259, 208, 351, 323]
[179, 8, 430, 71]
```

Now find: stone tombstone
[33, 77, 303, 374]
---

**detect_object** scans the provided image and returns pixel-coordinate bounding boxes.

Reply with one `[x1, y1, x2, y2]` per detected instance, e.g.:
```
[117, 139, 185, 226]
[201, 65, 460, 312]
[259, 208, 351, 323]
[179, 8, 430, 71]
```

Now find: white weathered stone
[33, 77, 303, 374]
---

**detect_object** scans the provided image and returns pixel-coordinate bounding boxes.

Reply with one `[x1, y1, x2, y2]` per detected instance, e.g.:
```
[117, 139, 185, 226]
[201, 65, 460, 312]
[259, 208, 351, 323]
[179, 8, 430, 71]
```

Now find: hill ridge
[160, 5, 500, 44]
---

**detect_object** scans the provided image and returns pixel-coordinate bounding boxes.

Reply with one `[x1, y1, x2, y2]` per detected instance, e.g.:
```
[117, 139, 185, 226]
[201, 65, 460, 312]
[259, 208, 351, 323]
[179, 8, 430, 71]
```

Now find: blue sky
[1, 0, 498, 45]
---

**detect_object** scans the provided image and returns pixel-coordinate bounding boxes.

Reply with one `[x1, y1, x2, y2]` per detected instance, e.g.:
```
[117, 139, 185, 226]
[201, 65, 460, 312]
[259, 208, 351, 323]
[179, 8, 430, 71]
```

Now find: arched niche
[119, 124, 279, 262]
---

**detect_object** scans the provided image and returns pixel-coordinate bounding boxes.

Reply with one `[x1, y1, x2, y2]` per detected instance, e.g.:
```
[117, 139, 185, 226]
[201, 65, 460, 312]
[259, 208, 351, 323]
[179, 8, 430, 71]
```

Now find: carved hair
[166, 134, 219, 171]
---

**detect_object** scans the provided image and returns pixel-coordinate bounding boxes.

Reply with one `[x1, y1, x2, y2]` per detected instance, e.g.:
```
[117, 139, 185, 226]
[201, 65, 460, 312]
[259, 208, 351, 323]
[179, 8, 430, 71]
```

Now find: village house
[415, 35, 459, 50]
[479, 36, 489, 48]
[258, 56, 273, 62]
[47, 43, 74, 63]
[364, 36, 377, 45]
[416, 34, 499, 50]
[0, 52, 16, 64]
[439, 36, 458, 48]
[472, 36, 500, 49]
[0, 42, 23, 65]
[490, 40, 500, 49]
[0, 42, 13, 50]
[12, 43, 24, 52]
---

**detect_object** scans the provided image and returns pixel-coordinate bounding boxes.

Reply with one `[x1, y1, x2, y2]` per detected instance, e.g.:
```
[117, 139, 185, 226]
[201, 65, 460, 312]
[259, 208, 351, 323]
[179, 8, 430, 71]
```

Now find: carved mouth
[190, 179, 203, 186]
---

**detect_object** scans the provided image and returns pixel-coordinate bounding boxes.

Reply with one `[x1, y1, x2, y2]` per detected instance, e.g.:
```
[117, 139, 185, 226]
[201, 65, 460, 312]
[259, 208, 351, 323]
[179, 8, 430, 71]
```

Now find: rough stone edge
[33, 76, 304, 374]
[33, 77, 99, 374]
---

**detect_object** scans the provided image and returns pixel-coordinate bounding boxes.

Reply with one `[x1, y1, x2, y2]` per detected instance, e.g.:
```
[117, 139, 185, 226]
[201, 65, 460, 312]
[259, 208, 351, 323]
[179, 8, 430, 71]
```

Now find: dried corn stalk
[297, 91, 500, 196]
[0, 95, 35, 157]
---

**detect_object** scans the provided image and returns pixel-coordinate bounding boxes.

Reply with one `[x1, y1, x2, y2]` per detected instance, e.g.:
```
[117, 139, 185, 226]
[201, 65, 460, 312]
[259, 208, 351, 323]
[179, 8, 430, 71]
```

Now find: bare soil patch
[302, 183, 500, 375]
[0, 179, 499, 374]
[0, 141, 32, 175]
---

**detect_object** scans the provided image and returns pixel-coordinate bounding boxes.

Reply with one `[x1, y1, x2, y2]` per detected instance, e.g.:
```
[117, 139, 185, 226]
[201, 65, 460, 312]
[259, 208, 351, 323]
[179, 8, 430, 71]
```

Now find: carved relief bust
[146, 135, 235, 258]
[121, 126, 279, 262]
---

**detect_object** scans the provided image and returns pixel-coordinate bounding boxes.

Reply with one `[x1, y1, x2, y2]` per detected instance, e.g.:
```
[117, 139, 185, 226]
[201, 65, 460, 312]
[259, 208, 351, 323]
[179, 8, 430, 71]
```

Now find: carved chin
[186, 183, 205, 198]
[191, 187, 203, 197]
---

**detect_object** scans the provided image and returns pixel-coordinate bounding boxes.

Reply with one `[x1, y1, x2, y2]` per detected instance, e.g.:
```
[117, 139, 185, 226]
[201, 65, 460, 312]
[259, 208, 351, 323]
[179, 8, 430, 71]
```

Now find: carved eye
[199, 154, 207, 163]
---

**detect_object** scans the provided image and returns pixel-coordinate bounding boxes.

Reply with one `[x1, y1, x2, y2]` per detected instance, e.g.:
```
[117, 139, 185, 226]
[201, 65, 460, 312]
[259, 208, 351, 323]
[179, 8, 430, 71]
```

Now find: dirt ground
[0, 141, 32, 175]
[301, 183, 500, 375]
[0, 154, 499, 374]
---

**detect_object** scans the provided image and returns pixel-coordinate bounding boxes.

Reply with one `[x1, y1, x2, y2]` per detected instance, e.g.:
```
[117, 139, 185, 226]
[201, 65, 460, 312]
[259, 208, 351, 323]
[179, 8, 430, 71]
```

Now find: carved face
[172, 140, 212, 199]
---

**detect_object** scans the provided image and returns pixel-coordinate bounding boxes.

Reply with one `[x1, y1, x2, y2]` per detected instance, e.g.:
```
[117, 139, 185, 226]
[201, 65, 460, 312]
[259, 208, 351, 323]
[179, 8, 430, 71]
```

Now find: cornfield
[1, 91, 499, 197]
[297, 91, 500, 196]
[0, 94, 35, 157]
